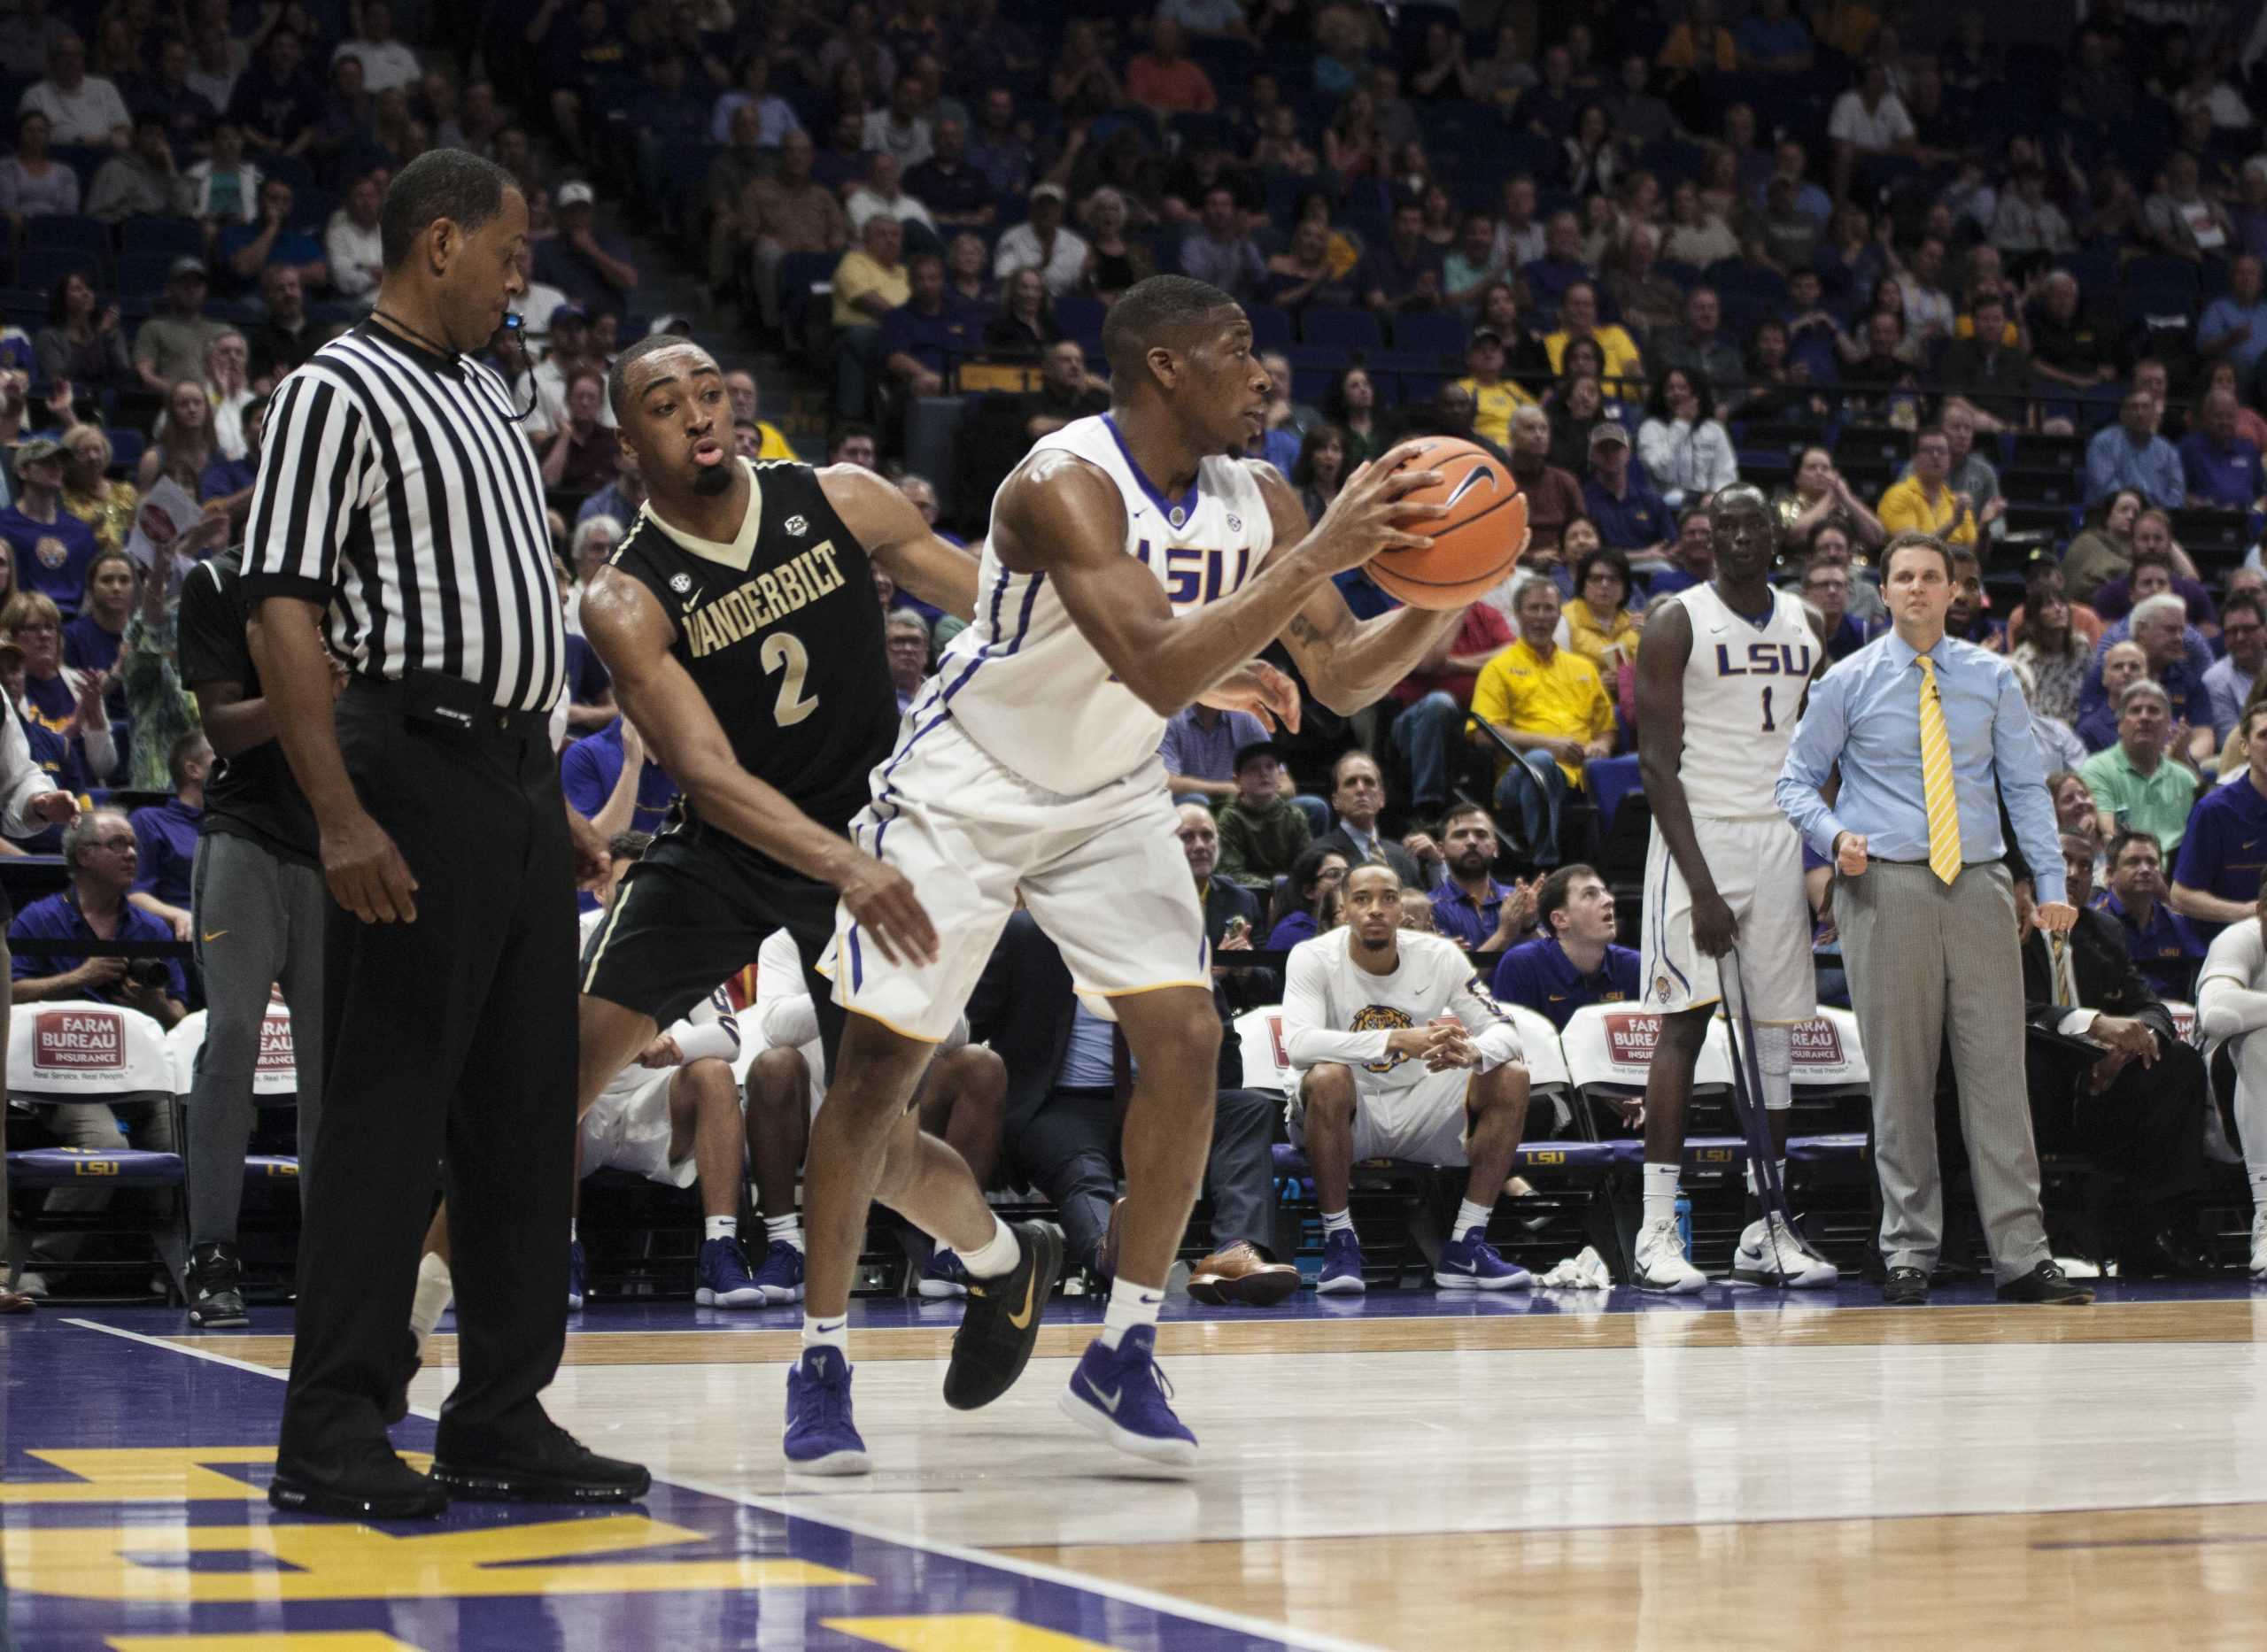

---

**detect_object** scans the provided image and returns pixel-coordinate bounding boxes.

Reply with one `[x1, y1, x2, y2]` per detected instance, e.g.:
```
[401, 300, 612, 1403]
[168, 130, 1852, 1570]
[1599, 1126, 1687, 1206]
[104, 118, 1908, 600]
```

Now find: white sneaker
[2250, 1209, 2267, 1282]
[1732, 1214, 1838, 1288]
[1631, 1216, 1706, 1293]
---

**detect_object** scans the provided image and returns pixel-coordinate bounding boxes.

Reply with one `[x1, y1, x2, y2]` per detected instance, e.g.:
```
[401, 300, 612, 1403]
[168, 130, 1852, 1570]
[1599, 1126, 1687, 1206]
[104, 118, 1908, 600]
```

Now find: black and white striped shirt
[241, 320, 566, 713]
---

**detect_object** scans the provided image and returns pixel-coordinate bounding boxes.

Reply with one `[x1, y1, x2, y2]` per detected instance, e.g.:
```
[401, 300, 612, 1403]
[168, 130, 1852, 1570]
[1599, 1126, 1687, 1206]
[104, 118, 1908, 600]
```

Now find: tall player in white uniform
[1632, 484, 1838, 1291]
[798, 276, 1466, 1471]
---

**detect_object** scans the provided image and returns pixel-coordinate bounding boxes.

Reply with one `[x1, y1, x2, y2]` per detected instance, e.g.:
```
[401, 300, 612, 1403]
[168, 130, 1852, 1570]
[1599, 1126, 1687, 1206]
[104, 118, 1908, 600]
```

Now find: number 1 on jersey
[1760, 685, 1776, 732]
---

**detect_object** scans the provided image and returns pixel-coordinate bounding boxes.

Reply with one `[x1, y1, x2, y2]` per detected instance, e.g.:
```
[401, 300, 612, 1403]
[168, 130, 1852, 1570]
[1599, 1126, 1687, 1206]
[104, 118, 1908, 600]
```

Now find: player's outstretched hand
[837, 854, 940, 967]
[323, 807, 418, 924]
[1199, 660, 1302, 734]
[1305, 440, 1448, 575]
[1691, 889, 1740, 956]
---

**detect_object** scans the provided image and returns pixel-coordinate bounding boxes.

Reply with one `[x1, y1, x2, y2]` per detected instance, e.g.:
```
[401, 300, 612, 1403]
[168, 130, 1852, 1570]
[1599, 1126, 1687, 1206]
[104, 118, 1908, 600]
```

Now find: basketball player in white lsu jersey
[797, 274, 1473, 1471]
[1631, 483, 1838, 1292]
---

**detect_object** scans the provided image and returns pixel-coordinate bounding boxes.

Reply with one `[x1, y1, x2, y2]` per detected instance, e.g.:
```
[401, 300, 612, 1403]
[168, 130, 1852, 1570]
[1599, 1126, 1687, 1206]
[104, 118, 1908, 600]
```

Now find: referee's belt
[1863, 854, 2004, 870]
[345, 674, 552, 743]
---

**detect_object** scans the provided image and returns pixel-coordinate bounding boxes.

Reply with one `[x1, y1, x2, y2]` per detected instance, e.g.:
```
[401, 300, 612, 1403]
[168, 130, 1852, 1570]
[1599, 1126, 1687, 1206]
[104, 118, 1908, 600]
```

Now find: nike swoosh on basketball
[1443, 467, 1497, 508]
[1008, 1269, 1037, 1330]
[1082, 1376, 1124, 1415]
[201, 930, 228, 942]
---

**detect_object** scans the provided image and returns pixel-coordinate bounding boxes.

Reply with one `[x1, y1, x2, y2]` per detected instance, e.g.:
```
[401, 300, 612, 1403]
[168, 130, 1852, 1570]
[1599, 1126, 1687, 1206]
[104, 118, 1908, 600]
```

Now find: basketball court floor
[4, 1280, 2263, 1650]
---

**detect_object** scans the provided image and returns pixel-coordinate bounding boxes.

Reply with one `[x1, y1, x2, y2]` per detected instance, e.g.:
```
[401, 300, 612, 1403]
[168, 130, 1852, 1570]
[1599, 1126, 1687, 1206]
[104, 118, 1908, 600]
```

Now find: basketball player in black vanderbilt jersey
[578, 337, 1066, 1453]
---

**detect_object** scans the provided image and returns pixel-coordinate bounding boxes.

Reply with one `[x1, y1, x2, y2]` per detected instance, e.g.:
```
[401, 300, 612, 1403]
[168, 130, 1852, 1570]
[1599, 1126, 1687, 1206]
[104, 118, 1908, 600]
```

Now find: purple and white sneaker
[1056, 1325, 1198, 1468]
[784, 1347, 870, 1475]
[1434, 1231, 1533, 1291]
[694, 1237, 765, 1307]
[917, 1247, 971, 1300]
[1315, 1230, 1366, 1294]
[567, 1239, 587, 1311]
[751, 1239, 805, 1305]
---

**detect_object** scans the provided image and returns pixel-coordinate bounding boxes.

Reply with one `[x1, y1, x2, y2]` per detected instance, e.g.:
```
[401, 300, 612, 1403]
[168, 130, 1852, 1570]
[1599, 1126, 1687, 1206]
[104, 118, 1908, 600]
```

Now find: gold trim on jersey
[638, 457, 768, 571]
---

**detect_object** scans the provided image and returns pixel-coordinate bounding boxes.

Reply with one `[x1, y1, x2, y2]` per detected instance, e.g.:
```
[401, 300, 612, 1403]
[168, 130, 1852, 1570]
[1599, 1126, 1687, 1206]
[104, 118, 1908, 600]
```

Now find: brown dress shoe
[0, 1289, 32, 1316]
[1188, 1241, 1300, 1307]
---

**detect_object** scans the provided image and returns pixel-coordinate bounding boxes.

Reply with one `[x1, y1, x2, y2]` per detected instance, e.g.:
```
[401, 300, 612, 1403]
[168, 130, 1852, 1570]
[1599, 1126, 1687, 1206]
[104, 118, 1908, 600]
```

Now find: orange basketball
[1366, 437, 1529, 610]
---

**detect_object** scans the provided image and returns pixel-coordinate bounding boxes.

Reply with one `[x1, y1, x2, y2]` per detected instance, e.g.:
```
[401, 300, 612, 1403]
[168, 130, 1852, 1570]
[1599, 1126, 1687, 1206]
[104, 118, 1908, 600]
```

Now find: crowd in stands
[9, 0, 2267, 1296]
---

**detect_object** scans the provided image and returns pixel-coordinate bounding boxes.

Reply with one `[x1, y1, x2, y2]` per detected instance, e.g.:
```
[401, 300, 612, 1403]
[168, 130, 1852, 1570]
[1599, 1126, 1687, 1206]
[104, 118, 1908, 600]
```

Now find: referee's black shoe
[269, 1440, 447, 1519]
[943, 1221, 1064, 1411]
[1879, 1265, 1930, 1307]
[430, 1414, 652, 1503]
[1995, 1260, 2095, 1306]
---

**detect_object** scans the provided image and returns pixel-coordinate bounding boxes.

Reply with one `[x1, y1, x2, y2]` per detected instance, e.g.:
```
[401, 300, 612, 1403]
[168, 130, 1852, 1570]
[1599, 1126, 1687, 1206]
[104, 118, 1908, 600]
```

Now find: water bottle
[1675, 1194, 1694, 1262]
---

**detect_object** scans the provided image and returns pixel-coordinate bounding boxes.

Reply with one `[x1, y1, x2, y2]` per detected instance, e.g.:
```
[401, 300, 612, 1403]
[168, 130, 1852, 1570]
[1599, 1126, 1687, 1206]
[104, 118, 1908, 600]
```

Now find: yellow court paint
[824, 1617, 1126, 1652]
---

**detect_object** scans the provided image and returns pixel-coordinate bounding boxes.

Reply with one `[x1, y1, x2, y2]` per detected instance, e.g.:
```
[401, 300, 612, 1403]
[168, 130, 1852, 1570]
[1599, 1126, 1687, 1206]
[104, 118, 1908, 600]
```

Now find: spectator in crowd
[1017, 336, 1109, 441]
[1877, 426, 1978, 547]
[847, 151, 936, 239]
[539, 369, 621, 498]
[323, 172, 385, 307]
[58, 422, 137, 567]
[994, 182, 1087, 299]
[538, 181, 639, 319]
[8, 588, 109, 774]
[2025, 269, 2118, 404]
[1645, 506, 1717, 602]
[984, 266, 1064, 359]
[1989, 164, 2073, 256]
[862, 67, 934, 169]
[878, 251, 979, 401]
[711, 51, 800, 147]
[2086, 389, 2184, 509]
[1180, 185, 1266, 304]
[1502, 405, 1584, 559]
[21, 31, 130, 150]
[2179, 389, 2265, 510]
[2010, 655, 2088, 777]
[739, 128, 848, 335]
[137, 376, 217, 494]
[1635, 368, 1735, 510]
[1266, 845, 1349, 948]
[1388, 595, 1516, 816]
[1126, 18, 1216, 114]
[332, 1, 422, 95]
[1443, 211, 1513, 314]
[1313, 752, 1425, 890]
[2143, 151, 2234, 262]
[884, 611, 931, 714]
[2174, 702, 2267, 939]
[134, 260, 229, 396]
[1544, 281, 1643, 387]
[903, 118, 994, 231]
[183, 116, 259, 227]
[704, 107, 783, 296]
[1428, 803, 1536, 953]
[245, 266, 316, 388]
[125, 733, 207, 943]
[2080, 679, 2201, 855]
[11, 807, 187, 1023]
[1288, 864, 1535, 1296]
[2011, 577, 2092, 726]
[2095, 828, 2203, 1000]
[1358, 199, 1445, 314]
[0, 440, 97, 620]
[2062, 487, 2146, 604]
[2206, 594, 2267, 744]
[1939, 402, 2007, 542]
[721, 368, 796, 461]
[2077, 639, 2149, 753]
[1800, 552, 1876, 661]
[2200, 253, 2267, 380]
[32, 274, 129, 408]
[1827, 59, 1916, 204]
[560, 715, 676, 900]
[1938, 289, 2029, 429]
[1489, 862, 1639, 1029]
[1581, 422, 1670, 558]
[1471, 575, 1616, 867]
[963, 85, 1035, 199]
[1564, 543, 1642, 670]
[1453, 329, 1534, 452]
[832, 215, 911, 416]
[1651, 286, 1745, 407]
[0, 109, 81, 231]
[1775, 446, 1889, 563]
[1945, 545, 2005, 651]
[226, 25, 320, 159]
[1219, 740, 1312, 891]
[203, 330, 254, 461]
[2021, 830, 2208, 1276]
[86, 112, 190, 222]
[1737, 0, 1814, 71]
[1162, 702, 1269, 807]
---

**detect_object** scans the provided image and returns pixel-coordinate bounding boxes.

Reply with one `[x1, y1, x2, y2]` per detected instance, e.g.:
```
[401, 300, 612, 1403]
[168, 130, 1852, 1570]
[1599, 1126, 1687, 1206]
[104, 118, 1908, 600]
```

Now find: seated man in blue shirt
[2173, 700, 2267, 945]
[2178, 389, 2265, 510]
[2094, 828, 2202, 1000]
[1491, 862, 1640, 1031]
[1581, 423, 1671, 561]
[12, 808, 189, 1027]
[127, 732, 208, 945]
[877, 251, 980, 401]
[560, 716, 678, 911]
[1429, 802, 1537, 953]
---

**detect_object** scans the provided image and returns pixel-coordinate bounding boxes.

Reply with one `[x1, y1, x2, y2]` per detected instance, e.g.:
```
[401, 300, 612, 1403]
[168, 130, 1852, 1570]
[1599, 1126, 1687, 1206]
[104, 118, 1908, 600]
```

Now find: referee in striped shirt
[244, 150, 647, 1519]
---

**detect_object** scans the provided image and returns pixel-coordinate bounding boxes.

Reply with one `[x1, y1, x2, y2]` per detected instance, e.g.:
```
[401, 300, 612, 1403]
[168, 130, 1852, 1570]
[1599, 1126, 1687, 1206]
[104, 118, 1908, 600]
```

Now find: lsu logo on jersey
[1350, 1004, 1415, 1074]
[1137, 541, 1256, 613]
[1713, 642, 1814, 677]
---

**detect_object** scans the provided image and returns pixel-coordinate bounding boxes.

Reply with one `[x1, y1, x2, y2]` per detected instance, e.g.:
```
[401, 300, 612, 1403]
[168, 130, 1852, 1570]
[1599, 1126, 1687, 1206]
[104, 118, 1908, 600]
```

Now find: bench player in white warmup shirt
[1284, 864, 1535, 1293]
[1632, 483, 1837, 1291]
[2191, 890, 2267, 1280]
[799, 275, 1466, 1471]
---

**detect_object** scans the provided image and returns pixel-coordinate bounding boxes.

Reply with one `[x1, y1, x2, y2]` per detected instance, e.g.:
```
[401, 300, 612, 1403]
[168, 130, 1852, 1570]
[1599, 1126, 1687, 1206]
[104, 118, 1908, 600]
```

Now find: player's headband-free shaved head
[609, 333, 716, 421]
[1101, 274, 1240, 382]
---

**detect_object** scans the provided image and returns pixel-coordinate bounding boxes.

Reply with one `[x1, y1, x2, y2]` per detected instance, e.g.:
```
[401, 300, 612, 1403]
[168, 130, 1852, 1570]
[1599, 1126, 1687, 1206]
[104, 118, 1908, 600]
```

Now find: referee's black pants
[279, 691, 576, 1463]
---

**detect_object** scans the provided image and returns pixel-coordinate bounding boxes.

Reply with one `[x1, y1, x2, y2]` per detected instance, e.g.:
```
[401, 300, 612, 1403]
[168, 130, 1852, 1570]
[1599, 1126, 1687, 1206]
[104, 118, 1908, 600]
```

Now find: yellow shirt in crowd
[1542, 324, 1646, 390]
[1565, 598, 1641, 671]
[831, 251, 910, 330]
[1455, 376, 1536, 448]
[1470, 639, 1617, 786]
[1876, 475, 1977, 546]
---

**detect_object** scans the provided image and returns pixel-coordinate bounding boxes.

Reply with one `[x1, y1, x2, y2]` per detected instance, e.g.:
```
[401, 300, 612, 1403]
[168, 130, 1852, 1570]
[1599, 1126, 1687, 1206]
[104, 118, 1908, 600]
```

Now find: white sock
[705, 1215, 738, 1242]
[1643, 1162, 1680, 1227]
[1320, 1208, 1354, 1237]
[568, 1217, 578, 1242]
[801, 1313, 848, 1355]
[1743, 1160, 1789, 1202]
[1453, 1197, 1493, 1239]
[409, 1252, 453, 1352]
[958, 1214, 1020, 1279]
[765, 1214, 805, 1252]
[1099, 1275, 1164, 1351]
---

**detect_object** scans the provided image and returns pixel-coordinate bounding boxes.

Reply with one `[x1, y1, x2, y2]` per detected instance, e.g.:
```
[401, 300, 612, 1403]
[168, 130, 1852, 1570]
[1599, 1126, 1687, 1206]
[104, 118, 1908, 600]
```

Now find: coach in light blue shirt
[1776, 530, 2092, 1307]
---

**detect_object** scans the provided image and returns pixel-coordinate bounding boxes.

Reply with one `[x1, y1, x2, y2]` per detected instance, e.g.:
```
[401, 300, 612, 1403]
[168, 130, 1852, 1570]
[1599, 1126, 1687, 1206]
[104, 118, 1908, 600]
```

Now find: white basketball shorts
[1639, 814, 1815, 1023]
[577, 1069, 697, 1190]
[833, 714, 1209, 1042]
[1289, 1065, 1475, 1167]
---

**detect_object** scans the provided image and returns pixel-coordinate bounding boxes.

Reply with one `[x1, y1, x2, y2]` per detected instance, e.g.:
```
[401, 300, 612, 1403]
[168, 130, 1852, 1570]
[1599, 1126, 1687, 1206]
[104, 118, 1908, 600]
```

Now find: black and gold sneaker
[942, 1221, 1064, 1411]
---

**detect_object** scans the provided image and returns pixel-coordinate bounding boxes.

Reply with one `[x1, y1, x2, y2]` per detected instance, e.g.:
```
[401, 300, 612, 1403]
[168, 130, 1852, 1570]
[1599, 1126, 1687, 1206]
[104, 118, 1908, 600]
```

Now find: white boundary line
[61, 1316, 1382, 1652]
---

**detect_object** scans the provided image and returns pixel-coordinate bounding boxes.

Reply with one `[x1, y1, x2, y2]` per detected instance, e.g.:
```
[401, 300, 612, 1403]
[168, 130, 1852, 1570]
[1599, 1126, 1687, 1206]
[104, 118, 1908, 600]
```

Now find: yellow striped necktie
[1916, 653, 1962, 884]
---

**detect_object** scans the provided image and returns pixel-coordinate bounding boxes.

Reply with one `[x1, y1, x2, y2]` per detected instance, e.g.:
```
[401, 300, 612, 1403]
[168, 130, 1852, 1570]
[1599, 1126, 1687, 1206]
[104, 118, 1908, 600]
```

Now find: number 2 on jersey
[762, 632, 818, 726]
[1760, 685, 1776, 732]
